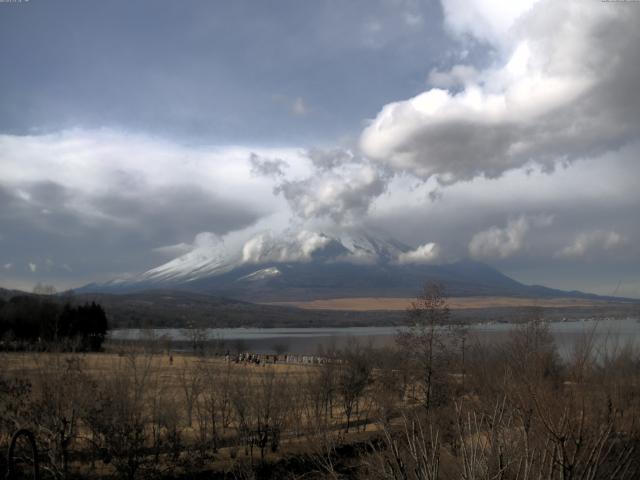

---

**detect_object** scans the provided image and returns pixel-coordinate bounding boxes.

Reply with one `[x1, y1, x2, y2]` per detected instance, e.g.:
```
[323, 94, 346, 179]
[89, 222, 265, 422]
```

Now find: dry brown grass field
[2, 306, 640, 479]
[0, 347, 395, 479]
[266, 296, 608, 311]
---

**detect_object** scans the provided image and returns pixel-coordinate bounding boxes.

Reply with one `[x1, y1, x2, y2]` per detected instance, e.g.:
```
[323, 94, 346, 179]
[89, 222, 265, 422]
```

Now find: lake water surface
[110, 317, 640, 357]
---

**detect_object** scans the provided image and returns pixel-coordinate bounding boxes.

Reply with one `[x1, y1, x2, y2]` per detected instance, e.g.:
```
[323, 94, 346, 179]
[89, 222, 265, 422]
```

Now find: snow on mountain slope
[334, 230, 409, 263]
[94, 228, 413, 289]
[237, 267, 282, 282]
[79, 228, 626, 303]
[139, 235, 235, 283]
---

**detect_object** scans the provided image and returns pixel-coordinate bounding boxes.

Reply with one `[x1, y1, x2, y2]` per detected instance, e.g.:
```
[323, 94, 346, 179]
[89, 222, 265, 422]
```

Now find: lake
[110, 317, 640, 358]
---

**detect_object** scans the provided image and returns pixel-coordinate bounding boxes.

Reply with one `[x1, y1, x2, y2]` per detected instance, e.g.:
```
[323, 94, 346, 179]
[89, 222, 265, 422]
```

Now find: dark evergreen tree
[0, 296, 108, 351]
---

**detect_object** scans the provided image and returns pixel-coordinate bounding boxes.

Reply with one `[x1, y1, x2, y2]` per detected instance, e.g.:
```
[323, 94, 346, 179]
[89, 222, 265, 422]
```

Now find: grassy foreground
[2, 317, 640, 479]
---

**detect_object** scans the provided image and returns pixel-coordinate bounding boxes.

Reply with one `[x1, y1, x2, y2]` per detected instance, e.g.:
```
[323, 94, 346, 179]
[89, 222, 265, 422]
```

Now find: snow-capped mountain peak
[85, 228, 416, 290]
[78, 228, 608, 304]
[334, 230, 409, 263]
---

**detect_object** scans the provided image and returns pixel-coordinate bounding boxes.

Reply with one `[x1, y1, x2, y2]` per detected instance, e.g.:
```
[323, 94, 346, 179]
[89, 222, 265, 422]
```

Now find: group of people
[224, 351, 331, 366]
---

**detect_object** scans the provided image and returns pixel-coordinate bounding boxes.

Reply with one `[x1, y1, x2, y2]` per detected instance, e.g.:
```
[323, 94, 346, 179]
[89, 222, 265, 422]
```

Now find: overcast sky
[1, 0, 639, 298]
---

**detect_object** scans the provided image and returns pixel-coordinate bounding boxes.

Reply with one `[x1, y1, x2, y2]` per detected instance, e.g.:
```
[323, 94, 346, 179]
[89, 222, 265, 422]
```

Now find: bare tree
[177, 359, 202, 427]
[305, 360, 337, 432]
[186, 323, 209, 355]
[337, 342, 373, 433]
[230, 371, 255, 460]
[506, 311, 561, 384]
[19, 353, 90, 479]
[82, 351, 156, 480]
[32, 283, 57, 296]
[253, 368, 290, 461]
[396, 282, 451, 411]
[197, 360, 234, 454]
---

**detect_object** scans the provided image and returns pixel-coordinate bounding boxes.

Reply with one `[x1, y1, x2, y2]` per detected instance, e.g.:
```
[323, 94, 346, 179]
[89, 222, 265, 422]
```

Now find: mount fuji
[79, 229, 607, 302]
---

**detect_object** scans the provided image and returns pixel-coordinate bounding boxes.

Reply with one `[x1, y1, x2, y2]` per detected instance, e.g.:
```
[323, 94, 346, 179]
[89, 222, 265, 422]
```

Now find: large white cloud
[241, 230, 331, 264]
[469, 216, 529, 260]
[397, 242, 441, 265]
[361, 1, 640, 183]
[0, 129, 302, 283]
[556, 231, 626, 259]
[274, 149, 389, 223]
[0, 129, 302, 209]
[469, 214, 553, 260]
[440, 0, 538, 46]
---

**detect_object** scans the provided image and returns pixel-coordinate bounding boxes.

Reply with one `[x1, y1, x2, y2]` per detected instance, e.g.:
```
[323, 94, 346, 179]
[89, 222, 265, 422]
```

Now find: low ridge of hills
[2, 287, 637, 329]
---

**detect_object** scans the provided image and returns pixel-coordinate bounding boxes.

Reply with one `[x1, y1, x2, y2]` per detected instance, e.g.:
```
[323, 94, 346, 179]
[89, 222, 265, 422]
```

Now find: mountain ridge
[77, 229, 635, 303]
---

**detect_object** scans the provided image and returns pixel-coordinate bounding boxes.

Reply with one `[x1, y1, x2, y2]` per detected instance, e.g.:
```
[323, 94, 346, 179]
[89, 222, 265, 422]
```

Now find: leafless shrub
[82, 351, 157, 479]
[506, 313, 562, 385]
[27, 353, 94, 479]
[367, 414, 440, 480]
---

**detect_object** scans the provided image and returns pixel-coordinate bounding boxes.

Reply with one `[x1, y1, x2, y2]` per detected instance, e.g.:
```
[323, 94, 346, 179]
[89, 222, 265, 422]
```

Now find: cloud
[3, 180, 262, 249]
[249, 153, 289, 178]
[356, 0, 434, 49]
[0, 129, 292, 284]
[291, 97, 309, 116]
[469, 217, 529, 260]
[469, 214, 552, 260]
[403, 12, 423, 28]
[427, 65, 479, 89]
[275, 154, 389, 223]
[152, 242, 194, 258]
[365, 142, 640, 296]
[1, 1, 638, 299]
[98, 185, 262, 238]
[241, 230, 332, 264]
[361, 1, 640, 183]
[271, 94, 311, 118]
[440, 0, 538, 46]
[397, 242, 441, 265]
[556, 231, 625, 259]
[307, 148, 355, 171]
